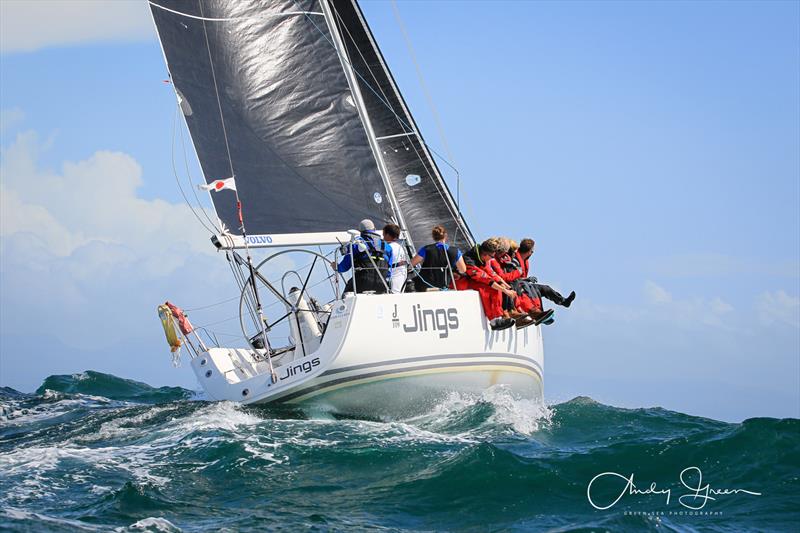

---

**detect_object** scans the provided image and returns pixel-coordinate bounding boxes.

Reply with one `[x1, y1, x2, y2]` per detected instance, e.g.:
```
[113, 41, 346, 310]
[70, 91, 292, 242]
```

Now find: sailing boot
[507, 310, 528, 321]
[563, 291, 576, 308]
[516, 315, 536, 328]
[530, 309, 555, 326]
[490, 317, 515, 331]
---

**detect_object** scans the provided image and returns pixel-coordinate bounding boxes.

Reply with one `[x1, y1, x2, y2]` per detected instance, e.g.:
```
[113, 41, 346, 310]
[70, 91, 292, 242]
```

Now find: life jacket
[353, 232, 389, 293]
[416, 242, 460, 291]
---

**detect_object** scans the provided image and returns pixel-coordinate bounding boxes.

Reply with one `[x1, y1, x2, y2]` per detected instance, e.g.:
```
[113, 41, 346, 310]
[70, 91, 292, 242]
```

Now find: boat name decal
[279, 357, 321, 380]
[393, 304, 459, 338]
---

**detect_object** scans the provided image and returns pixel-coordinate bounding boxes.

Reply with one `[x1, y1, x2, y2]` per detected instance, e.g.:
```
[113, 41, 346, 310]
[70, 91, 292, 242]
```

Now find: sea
[0, 371, 797, 532]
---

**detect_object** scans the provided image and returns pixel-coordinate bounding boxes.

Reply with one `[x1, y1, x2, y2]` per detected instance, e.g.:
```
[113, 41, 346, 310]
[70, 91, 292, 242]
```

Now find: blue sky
[1, 0, 798, 422]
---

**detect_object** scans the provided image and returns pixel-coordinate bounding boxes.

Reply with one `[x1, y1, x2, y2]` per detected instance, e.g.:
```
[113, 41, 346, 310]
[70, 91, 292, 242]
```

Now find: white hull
[191, 291, 544, 418]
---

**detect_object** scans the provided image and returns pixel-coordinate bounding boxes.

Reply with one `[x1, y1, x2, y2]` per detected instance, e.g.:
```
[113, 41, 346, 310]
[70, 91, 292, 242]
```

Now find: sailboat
[150, 0, 544, 418]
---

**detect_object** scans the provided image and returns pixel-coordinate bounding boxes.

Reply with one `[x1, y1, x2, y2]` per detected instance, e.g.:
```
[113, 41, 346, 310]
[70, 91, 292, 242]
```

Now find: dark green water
[1, 371, 797, 532]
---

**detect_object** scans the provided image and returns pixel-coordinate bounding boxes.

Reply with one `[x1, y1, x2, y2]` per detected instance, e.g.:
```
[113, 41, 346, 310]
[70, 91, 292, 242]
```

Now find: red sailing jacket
[492, 253, 523, 283]
[514, 250, 530, 278]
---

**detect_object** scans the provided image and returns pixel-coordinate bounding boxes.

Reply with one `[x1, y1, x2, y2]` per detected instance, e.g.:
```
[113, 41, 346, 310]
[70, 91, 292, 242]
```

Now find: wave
[34, 371, 194, 404]
[1, 371, 797, 532]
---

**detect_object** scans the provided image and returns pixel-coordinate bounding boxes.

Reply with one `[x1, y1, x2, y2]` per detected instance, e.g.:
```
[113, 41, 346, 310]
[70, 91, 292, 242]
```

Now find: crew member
[382, 223, 408, 294]
[457, 239, 517, 330]
[410, 224, 466, 291]
[333, 219, 393, 294]
[516, 238, 576, 308]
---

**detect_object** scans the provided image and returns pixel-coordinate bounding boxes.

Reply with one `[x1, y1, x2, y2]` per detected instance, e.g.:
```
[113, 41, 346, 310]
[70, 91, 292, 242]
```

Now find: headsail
[326, 0, 475, 250]
[150, 0, 397, 247]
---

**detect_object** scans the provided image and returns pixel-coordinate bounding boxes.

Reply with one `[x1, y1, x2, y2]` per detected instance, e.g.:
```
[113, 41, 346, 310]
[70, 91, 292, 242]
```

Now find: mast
[326, 0, 475, 250]
[319, 0, 413, 250]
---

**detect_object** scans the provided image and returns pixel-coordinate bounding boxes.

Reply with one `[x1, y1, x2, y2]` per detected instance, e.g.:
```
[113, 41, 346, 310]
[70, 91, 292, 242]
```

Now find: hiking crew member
[334, 219, 393, 294]
[410, 225, 466, 291]
[489, 238, 526, 317]
[457, 239, 516, 330]
[382, 223, 408, 294]
[516, 238, 576, 308]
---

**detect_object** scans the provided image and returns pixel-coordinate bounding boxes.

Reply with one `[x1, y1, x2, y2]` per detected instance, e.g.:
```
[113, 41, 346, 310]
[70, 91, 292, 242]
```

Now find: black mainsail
[150, 0, 474, 250]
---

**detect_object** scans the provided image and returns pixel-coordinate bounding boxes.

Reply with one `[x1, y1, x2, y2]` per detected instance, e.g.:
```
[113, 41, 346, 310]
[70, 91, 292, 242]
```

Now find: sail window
[373, 192, 383, 204]
[405, 174, 421, 187]
[175, 88, 193, 116]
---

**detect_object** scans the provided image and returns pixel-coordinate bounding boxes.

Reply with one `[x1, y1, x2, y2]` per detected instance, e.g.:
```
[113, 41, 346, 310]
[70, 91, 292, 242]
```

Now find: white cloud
[757, 290, 800, 329]
[709, 297, 734, 315]
[0, 0, 153, 54]
[0, 127, 237, 356]
[0, 129, 210, 262]
[643, 280, 672, 304]
[575, 281, 738, 330]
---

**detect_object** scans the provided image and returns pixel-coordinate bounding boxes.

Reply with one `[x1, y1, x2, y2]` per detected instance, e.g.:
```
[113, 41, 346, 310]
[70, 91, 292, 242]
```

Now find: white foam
[0, 442, 171, 503]
[123, 517, 182, 532]
[80, 404, 176, 443]
[0, 394, 110, 427]
[481, 386, 553, 435]
[3, 507, 105, 531]
[405, 385, 553, 437]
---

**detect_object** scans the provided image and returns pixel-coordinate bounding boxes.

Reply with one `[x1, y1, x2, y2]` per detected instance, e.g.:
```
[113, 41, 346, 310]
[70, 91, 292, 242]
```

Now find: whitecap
[122, 517, 182, 532]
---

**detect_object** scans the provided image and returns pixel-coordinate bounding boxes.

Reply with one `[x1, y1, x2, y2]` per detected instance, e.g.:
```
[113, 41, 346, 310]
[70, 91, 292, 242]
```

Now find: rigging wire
[387, 0, 483, 240]
[183, 294, 241, 312]
[389, 0, 455, 168]
[170, 104, 218, 235]
[195, 314, 241, 328]
[177, 108, 220, 231]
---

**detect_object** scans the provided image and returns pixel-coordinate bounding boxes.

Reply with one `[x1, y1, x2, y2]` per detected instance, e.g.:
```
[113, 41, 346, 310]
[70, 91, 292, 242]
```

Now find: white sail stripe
[148, 2, 323, 22]
[375, 132, 418, 141]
